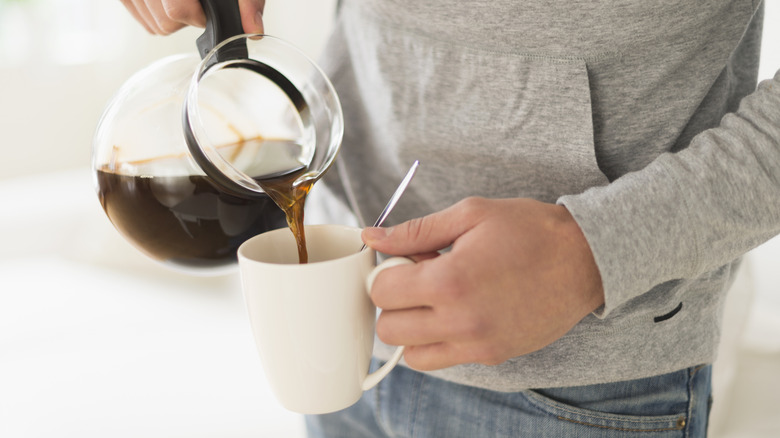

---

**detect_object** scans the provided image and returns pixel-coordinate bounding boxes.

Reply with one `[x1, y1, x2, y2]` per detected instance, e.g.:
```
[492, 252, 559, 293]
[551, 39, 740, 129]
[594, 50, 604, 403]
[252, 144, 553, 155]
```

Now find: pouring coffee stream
[253, 158, 419, 265]
[181, 0, 342, 265]
[264, 159, 419, 264]
[186, 0, 415, 264]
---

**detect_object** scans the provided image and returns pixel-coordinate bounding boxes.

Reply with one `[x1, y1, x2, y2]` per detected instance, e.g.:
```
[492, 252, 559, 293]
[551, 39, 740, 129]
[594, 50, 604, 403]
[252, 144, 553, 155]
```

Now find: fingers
[375, 307, 441, 345]
[376, 306, 497, 371]
[365, 198, 525, 371]
[402, 342, 507, 371]
[121, 0, 156, 34]
[403, 344, 453, 371]
[368, 250, 456, 311]
[362, 197, 488, 256]
[238, 0, 265, 33]
[120, 0, 147, 32]
[370, 255, 507, 371]
[161, 0, 207, 28]
[369, 258, 434, 310]
[122, 0, 265, 35]
[121, 0, 201, 35]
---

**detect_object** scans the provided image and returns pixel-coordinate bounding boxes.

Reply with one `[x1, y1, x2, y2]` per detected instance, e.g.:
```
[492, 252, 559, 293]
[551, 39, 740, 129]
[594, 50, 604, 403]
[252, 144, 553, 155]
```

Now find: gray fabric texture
[317, 0, 780, 390]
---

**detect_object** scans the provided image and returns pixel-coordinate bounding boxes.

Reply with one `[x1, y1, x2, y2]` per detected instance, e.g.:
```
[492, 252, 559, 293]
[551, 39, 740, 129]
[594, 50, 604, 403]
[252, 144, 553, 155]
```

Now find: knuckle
[403, 346, 439, 371]
[163, 5, 188, 22]
[402, 348, 426, 370]
[433, 275, 463, 302]
[149, 17, 178, 35]
[157, 23, 180, 35]
[368, 274, 388, 304]
[456, 197, 488, 221]
[457, 313, 489, 341]
[374, 315, 396, 344]
[403, 216, 429, 243]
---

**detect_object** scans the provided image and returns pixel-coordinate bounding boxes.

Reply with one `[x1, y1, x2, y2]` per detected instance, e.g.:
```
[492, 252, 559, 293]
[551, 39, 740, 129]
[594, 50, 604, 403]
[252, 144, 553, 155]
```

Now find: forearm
[559, 69, 780, 317]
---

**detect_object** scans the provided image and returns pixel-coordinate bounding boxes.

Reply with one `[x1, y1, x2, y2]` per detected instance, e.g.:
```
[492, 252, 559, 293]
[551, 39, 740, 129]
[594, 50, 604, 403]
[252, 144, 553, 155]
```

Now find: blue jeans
[306, 359, 712, 437]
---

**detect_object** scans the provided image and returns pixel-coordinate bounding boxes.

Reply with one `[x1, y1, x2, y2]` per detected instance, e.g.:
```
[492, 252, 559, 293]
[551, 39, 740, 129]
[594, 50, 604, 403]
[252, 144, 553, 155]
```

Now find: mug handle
[361, 257, 415, 390]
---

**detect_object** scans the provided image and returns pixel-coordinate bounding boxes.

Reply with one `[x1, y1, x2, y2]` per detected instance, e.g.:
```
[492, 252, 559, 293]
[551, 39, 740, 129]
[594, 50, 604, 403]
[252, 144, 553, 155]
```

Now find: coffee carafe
[92, 0, 343, 275]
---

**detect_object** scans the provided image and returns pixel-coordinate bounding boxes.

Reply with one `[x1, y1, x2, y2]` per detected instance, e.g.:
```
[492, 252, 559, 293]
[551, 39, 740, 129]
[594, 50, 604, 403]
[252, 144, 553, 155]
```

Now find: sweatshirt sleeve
[558, 70, 780, 318]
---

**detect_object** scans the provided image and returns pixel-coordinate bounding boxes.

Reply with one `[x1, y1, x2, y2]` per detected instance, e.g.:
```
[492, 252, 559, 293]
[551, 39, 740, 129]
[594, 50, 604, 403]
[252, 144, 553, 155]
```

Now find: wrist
[555, 205, 605, 314]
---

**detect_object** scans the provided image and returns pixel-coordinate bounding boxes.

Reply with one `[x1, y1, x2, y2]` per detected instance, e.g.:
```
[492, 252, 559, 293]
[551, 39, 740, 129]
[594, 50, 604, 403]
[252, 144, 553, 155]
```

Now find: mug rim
[237, 224, 370, 267]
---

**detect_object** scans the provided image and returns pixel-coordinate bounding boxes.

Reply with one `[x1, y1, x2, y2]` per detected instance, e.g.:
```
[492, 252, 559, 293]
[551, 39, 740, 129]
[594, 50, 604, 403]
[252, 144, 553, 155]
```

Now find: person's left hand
[363, 197, 605, 371]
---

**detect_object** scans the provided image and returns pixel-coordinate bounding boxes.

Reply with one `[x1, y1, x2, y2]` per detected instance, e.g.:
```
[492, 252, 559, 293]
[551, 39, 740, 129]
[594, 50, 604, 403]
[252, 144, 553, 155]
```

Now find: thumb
[238, 0, 265, 33]
[362, 200, 480, 256]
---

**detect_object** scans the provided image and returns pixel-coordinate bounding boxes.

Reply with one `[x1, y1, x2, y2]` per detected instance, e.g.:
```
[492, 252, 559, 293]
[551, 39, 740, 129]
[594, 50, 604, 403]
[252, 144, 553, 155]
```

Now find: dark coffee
[96, 161, 288, 272]
[96, 135, 319, 270]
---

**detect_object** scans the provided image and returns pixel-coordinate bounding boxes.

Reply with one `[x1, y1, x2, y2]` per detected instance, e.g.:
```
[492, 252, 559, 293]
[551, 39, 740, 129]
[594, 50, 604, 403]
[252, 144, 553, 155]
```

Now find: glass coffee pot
[92, 0, 343, 275]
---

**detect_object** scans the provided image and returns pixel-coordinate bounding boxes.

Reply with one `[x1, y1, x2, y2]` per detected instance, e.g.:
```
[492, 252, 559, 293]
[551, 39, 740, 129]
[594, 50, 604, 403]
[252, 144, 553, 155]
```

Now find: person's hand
[121, 0, 265, 35]
[362, 197, 605, 371]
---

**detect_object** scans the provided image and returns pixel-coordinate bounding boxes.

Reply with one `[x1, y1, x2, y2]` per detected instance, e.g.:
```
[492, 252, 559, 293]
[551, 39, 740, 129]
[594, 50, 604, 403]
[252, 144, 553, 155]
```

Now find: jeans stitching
[408, 370, 426, 438]
[372, 363, 389, 437]
[556, 415, 686, 432]
[523, 390, 684, 426]
[520, 388, 690, 434]
[685, 366, 698, 437]
[372, 361, 395, 438]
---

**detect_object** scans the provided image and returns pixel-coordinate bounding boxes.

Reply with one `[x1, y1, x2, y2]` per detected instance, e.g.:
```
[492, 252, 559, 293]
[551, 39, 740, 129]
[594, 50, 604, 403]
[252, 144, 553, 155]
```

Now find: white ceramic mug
[237, 224, 408, 414]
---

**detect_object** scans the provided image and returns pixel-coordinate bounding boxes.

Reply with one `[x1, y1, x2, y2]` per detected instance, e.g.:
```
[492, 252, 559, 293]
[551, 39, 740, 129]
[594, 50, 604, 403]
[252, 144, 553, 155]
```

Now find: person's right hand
[121, 0, 265, 35]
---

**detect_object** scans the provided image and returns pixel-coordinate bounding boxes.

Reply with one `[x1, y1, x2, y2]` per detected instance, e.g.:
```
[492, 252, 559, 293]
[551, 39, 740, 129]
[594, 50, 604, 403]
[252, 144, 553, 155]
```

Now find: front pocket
[336, 3, 612, 219]
[522, 388, 687, 435]
[396, 51, 611, 206]
[389, 48, 611, 207]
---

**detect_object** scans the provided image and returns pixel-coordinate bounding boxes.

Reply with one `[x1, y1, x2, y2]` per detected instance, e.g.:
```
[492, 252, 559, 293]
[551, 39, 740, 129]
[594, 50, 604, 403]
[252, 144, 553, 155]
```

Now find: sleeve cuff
[557, 157, 701, 318]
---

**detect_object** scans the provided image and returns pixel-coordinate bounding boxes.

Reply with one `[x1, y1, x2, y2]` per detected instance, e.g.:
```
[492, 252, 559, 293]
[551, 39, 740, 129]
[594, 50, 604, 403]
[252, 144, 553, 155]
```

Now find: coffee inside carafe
[95, 136, 310, 272]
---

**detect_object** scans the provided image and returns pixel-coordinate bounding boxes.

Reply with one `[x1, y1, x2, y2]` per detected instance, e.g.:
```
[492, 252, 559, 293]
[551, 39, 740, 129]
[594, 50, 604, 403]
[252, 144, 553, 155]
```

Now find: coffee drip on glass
[91, 0, 343, 275]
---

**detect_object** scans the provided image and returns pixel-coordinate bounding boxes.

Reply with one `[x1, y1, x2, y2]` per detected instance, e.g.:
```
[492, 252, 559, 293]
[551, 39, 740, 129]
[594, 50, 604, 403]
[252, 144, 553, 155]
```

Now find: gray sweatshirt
[318, 0, 780, 390]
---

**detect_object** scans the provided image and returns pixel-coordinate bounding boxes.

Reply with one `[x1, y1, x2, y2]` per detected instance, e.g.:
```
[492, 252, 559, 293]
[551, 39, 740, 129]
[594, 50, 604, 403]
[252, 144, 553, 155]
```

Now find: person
[123, 1, 780, 436]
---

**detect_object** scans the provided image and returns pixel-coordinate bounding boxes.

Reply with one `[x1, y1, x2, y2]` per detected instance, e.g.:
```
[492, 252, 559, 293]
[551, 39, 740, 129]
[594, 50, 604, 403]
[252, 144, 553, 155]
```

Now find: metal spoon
[361, 160, 420, 251]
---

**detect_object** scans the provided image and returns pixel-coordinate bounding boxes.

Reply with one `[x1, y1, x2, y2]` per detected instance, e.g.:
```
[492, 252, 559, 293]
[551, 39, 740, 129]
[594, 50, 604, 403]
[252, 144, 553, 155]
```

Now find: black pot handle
[196, 0, 247, 62]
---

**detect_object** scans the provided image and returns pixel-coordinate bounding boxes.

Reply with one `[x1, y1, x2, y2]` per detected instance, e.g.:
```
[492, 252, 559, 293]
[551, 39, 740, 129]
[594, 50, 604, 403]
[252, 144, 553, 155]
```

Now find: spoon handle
[361, 160, 420, 250]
